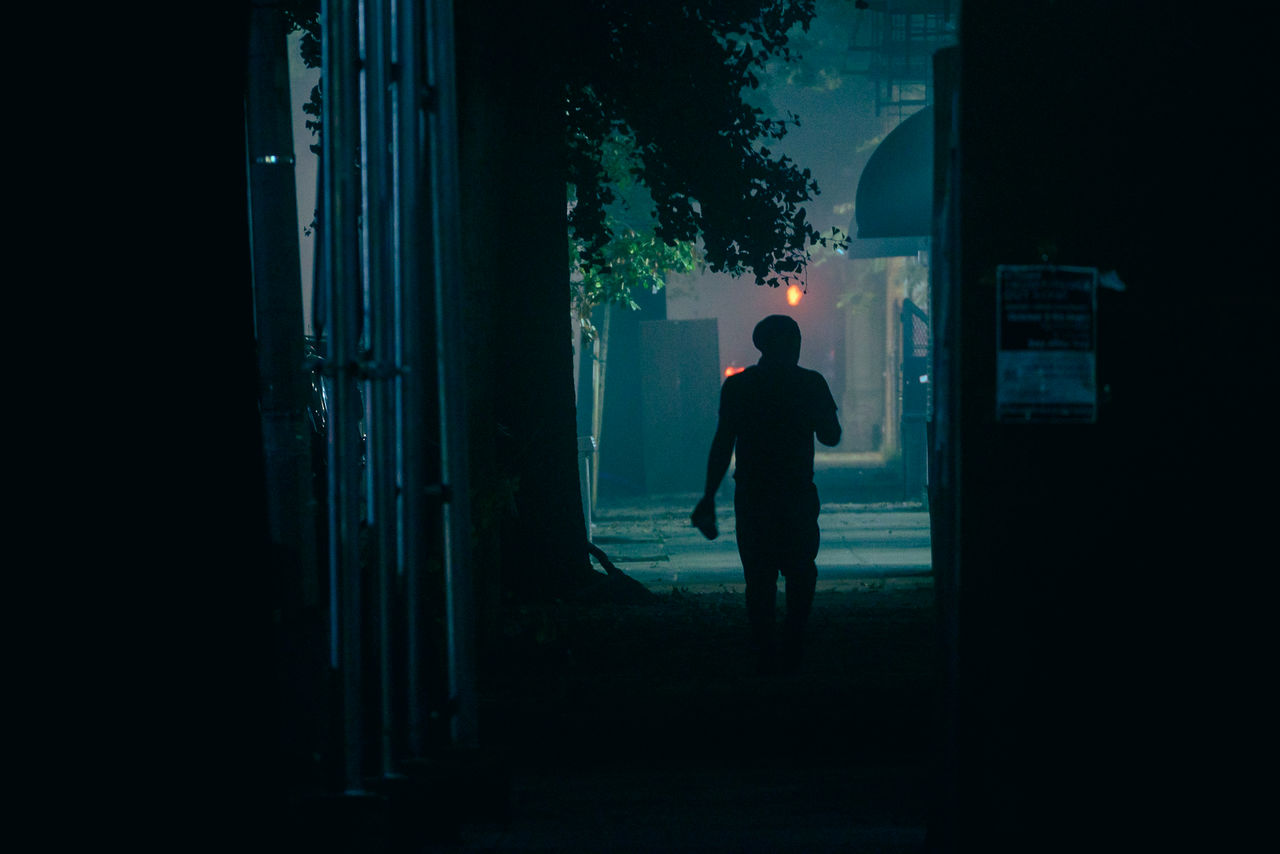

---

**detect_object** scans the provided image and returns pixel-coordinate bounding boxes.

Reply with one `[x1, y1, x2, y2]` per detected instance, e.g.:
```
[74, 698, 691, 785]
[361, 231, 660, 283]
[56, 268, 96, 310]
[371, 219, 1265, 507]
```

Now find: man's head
[752, 314, 802, 365]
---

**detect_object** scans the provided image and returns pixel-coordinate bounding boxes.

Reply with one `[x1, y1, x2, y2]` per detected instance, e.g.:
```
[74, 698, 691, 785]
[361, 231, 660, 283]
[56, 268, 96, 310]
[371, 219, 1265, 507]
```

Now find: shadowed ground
[456, 574, 941, 852]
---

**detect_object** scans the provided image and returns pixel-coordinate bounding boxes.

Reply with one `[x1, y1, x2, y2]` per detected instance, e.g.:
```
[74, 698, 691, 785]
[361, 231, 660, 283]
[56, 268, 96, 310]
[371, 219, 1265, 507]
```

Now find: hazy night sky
[288, 30, 320, 336]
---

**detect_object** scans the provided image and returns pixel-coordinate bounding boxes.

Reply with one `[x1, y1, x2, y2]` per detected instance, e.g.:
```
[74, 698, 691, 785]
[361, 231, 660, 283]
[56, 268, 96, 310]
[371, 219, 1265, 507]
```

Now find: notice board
[996, 265, 1097, 423]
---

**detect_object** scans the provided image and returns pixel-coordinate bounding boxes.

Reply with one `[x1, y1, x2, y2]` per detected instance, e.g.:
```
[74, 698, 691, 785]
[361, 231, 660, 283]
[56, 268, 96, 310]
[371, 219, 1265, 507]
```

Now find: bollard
[577, 435, 597, 541]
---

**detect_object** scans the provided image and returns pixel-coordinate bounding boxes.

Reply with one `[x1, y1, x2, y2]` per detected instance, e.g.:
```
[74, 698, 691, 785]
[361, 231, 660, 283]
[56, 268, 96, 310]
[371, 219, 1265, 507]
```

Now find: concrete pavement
[590, 493, 933, 593]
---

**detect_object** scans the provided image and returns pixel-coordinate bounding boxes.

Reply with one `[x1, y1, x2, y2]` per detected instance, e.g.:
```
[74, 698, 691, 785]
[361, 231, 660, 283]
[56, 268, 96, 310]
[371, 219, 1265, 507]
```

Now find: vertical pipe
[394, 0, 433, 760]
[385, 0, 410, 771]
[321, 0, 366, 795]
[360, 0, 399, 781]
[425, 0, 477, 748]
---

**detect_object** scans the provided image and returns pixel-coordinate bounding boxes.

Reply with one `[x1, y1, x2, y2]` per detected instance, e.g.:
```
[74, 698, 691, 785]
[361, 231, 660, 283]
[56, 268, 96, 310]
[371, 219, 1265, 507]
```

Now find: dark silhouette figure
[692, 315, 841, 674]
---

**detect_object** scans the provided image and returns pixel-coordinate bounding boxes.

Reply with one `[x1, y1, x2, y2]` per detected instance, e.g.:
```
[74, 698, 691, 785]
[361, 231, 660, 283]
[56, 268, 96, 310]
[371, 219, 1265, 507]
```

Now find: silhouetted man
[692, 314, 841, 674]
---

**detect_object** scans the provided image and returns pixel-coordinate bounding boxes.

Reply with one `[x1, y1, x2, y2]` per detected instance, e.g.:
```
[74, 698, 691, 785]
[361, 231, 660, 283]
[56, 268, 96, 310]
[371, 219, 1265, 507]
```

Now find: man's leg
[735, 488, 779, 672]
[743, 554, 778, 671]
[781, 561, 817, 670]
[779, 484, 821, 672]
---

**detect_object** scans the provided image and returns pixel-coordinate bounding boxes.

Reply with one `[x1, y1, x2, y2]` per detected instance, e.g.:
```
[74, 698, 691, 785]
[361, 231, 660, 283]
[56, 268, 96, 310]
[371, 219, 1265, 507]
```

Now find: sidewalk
[589, 490, 933, 593]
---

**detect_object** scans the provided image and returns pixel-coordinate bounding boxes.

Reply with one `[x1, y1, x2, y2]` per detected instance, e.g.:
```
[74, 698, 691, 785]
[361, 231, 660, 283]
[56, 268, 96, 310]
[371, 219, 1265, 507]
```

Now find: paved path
[590, 495, 933, 592]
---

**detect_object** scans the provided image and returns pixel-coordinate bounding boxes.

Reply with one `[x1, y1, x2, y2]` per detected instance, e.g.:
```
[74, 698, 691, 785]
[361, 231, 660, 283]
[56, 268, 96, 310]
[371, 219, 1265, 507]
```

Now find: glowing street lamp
[786, 284, 803, 306]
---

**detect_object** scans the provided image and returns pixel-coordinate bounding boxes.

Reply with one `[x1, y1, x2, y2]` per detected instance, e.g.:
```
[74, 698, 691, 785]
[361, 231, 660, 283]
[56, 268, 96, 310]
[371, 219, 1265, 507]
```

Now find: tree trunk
[455, 5, 595, 601]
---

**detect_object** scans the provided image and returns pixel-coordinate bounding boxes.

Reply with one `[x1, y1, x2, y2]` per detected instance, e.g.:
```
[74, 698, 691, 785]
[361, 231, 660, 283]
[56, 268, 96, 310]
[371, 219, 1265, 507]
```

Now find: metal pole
[425, 0, 477, 749]
[321, 0, 366, 795]
[360, 0, 400, 781]
[394, 0, 434, 761]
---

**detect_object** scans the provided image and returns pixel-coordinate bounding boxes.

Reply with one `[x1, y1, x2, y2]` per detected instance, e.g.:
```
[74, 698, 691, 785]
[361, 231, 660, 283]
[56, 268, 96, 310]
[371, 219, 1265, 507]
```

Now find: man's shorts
[733, 480, 820, 578]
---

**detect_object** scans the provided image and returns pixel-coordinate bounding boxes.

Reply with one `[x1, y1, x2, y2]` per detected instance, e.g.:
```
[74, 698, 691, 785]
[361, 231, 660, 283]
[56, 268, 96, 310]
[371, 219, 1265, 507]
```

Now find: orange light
[786, 284, 803, 306]
[725, 366, 746, 377]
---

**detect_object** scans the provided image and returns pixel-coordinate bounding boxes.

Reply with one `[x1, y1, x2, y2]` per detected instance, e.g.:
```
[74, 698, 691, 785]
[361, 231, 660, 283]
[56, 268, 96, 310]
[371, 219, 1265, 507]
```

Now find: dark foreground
[443, 579, 943, 852]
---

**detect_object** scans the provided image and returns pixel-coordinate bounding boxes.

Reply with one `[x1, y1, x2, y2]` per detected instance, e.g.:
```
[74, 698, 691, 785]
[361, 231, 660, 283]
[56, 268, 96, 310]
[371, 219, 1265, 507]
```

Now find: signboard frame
[995, 265, 1098, 424]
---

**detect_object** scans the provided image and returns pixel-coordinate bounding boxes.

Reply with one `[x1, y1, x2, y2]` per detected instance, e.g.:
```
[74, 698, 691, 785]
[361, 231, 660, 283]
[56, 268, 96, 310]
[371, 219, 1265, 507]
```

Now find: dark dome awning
[849, 105, 933, 257]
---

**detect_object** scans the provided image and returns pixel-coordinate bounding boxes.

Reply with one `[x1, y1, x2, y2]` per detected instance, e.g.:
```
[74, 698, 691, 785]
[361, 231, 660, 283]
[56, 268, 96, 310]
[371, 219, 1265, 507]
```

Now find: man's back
[720, 362, 839, 488]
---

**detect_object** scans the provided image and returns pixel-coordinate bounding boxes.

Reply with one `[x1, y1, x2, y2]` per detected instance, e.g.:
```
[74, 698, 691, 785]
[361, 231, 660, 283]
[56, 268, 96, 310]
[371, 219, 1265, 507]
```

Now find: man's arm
[702, 422, 735, 498]
[814, 377, 842, 447]
[691, 418, 735, 540]
[816, 408, 841, 447]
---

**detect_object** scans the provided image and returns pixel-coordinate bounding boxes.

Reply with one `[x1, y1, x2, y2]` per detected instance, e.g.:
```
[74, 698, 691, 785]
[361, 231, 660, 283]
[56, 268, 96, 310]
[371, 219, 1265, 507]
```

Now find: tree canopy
[565, 0, 847, 291]
[568, 130, 697, 341]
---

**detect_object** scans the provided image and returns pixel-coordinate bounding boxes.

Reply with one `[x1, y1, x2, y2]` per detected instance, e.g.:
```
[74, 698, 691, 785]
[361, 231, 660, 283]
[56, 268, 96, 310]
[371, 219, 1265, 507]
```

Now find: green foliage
[569, 132, 698, 340]
[566, 0, 849, 289]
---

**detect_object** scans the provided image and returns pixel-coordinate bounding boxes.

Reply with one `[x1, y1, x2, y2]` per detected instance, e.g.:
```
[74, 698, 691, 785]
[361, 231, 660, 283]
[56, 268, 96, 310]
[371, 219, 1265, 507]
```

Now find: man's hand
[691, 495, 718, 540]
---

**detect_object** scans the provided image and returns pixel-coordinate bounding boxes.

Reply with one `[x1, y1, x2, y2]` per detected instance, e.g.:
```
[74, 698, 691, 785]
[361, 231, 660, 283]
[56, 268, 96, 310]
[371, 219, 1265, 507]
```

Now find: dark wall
[942, 3, 1275, 850]
[594, 286, 668, 500]
[639, 318, 721, 495]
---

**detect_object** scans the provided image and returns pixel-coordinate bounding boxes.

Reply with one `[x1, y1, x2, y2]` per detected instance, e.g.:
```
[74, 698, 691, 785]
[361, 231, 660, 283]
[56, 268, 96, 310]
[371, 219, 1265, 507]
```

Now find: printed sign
[996, 265, 1097, 423]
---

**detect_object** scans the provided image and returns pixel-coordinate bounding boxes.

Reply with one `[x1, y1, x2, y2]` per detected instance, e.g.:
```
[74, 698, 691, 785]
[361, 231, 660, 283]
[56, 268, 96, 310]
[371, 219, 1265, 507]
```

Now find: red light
[725, 366, 746, 377]
[786, 284, 803, 306]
